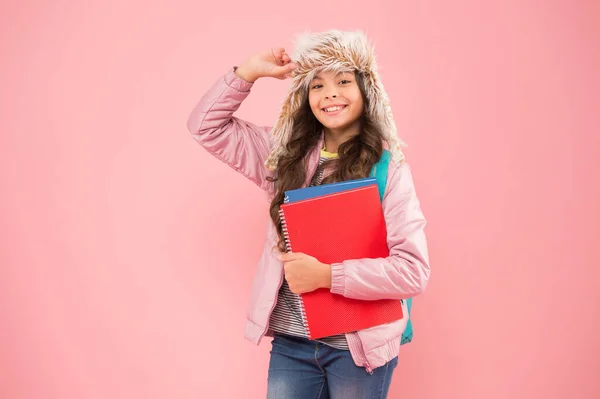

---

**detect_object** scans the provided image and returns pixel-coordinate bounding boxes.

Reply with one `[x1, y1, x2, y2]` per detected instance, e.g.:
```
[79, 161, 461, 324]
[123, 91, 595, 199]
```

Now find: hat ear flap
[361, 71, 407, 164]
[265, 81, 308, 171]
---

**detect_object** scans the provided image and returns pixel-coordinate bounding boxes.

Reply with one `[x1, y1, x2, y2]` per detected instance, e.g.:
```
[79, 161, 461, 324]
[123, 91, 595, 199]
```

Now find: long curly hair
[268, 71, 386, 252]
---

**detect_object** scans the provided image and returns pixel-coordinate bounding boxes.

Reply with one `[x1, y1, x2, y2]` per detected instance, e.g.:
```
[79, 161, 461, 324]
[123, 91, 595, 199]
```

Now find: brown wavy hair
[267, 72, 386, 252]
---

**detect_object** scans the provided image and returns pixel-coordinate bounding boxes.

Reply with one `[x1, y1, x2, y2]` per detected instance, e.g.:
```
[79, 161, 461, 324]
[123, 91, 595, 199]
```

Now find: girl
[187, 30, 430, 399]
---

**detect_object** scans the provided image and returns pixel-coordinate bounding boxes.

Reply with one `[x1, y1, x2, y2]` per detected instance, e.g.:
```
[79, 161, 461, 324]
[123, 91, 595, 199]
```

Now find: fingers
[271, 47, 286, 64]
[268, 47, 296, 80]
[278, 251, 303, 262]
[285, 63, 297, 79]
[274, 62, 298, 80]
[272, 47, 294, 64]
[278, 252, 291, 261]
[270, 48, 281, 65]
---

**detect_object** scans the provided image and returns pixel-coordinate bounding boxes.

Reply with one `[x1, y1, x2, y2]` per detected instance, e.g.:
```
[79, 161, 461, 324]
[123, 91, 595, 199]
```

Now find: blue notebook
[284, 177, 378, 204]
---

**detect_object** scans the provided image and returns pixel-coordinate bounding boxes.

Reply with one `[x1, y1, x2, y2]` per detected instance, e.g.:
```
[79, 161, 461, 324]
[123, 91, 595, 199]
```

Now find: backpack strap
[369, 149, 391, 202]
[370, 149, 414, 346]
[401, 298, 414, 345]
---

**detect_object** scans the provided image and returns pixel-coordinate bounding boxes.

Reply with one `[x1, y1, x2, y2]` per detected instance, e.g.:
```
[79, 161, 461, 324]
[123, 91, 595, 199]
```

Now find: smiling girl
[187, 30, 430, 399]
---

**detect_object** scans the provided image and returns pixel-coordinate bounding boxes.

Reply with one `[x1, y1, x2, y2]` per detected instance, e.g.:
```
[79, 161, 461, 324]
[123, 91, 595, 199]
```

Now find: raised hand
[235, 47, 297, 83]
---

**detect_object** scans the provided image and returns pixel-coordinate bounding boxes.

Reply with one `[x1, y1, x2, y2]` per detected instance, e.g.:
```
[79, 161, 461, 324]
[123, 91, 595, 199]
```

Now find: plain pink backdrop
[1, 0, 599, 398]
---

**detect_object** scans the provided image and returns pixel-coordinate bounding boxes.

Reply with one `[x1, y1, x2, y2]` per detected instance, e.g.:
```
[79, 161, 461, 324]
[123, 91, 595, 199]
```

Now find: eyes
[310, 79, 352, 90]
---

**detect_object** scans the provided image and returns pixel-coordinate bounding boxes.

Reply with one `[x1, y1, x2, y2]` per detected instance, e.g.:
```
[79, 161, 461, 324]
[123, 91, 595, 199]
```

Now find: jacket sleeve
[186, 67, 274, 191]
[329, 162, 430, 300]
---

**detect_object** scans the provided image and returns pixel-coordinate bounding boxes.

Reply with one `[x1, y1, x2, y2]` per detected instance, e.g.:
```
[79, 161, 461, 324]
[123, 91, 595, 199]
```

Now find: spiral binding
[278, 208, 312, 338]
[278, 209, 293, 252]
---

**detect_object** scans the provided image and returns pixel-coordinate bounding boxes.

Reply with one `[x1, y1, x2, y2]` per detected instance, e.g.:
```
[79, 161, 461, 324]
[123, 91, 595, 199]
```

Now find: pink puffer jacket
[186, 68, 431, 373]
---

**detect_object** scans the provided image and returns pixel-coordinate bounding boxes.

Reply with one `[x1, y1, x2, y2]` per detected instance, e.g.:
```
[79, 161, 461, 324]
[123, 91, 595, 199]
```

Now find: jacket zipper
[364, 355, 374, 375]
[258, 270, 285, 341]
[363, 332, 406, 375]
[352, 333, 374, 374]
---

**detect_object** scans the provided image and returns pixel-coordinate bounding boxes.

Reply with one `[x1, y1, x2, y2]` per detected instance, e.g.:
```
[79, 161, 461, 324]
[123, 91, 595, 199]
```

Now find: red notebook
[279, 184, 404, 339]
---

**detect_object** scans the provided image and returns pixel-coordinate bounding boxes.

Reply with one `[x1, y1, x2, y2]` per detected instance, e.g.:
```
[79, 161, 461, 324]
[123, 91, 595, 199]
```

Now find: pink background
[1, 0, 599, 398]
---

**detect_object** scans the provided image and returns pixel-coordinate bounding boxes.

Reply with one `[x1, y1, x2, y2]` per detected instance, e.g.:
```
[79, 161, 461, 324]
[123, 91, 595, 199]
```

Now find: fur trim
[265, 29, 406, 171]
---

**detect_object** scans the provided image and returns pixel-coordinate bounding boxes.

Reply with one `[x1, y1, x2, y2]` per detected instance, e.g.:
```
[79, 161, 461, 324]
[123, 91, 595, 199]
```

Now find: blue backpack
[370, 150, 414, 345]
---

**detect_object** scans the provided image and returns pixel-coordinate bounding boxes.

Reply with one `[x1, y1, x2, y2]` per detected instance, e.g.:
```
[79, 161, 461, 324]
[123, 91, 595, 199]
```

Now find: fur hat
[264, 29, 406, 171]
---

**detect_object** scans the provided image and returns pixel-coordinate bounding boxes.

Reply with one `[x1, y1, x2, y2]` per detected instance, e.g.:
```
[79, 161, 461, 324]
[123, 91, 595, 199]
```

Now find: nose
[324, 88, 338, 99]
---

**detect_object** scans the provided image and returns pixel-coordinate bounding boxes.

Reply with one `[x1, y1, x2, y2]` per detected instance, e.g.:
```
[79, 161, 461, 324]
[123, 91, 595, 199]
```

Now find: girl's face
[308, 70, 364, 133]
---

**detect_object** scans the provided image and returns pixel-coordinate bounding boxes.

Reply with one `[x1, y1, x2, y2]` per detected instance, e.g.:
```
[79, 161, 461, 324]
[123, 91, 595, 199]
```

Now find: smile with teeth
[323, 105, 347, 113]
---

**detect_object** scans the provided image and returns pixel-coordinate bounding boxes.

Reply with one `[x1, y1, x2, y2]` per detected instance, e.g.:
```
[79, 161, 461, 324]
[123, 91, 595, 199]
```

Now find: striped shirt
[266, 149, 350, 350]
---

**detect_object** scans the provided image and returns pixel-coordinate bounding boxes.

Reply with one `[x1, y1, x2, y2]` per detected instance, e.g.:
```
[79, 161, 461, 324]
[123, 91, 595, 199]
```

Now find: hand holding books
[277, 251, 332, 294]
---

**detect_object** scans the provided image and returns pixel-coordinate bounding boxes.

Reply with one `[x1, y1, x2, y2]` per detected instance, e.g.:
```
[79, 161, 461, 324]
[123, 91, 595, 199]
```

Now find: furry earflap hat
[264, 29, 406, 171]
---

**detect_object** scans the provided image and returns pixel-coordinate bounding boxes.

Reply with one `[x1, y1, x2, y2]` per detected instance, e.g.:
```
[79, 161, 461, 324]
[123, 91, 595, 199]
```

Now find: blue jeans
[267, 333, 398, 399]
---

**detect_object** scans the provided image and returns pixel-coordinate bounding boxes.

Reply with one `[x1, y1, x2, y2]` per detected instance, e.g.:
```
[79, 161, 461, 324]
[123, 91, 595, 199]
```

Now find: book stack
[279, 178, 404, 339]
